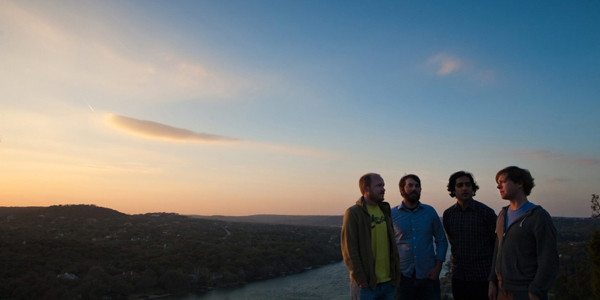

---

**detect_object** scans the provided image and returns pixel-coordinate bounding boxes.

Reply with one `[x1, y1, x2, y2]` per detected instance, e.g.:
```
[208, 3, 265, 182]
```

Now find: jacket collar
[356, 196, 391, 214]
[499, 204, 540, 227]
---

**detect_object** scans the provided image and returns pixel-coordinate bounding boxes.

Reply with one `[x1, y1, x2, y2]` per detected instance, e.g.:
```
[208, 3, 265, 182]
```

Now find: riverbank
[161, 262, 349, 300]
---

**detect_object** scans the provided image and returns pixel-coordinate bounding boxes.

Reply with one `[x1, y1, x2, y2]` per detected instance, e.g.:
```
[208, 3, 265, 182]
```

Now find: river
[168, 262, 350, 300]
[167, 253, 451, 300]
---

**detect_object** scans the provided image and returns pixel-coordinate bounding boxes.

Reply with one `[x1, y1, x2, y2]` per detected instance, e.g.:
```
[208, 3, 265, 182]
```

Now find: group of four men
[341, 166, 559, 300]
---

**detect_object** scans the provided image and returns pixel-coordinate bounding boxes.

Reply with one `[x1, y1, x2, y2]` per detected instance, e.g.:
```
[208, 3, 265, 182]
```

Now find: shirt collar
[453, 199, 476, 211]
[399, 201, 421, 211]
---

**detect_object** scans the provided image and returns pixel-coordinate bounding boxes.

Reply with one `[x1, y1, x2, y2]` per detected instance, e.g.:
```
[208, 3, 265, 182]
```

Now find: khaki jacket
[341, 197, 401, 289]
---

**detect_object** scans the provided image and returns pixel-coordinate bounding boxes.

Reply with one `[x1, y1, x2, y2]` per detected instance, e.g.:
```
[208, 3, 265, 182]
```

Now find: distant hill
[189, 214, 343, 227]
[189, 215, 600, 235]
[552, 216, 600, 242]
[0, 204, 342, 299]
[0, 204, 127, 219]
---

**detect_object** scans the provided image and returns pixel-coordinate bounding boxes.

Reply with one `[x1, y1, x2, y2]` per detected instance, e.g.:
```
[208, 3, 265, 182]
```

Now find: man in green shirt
[342, 173, 401, 300]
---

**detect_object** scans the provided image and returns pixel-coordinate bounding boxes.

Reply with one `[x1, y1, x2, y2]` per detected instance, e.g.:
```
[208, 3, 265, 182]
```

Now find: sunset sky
[1, 1, 598, 217]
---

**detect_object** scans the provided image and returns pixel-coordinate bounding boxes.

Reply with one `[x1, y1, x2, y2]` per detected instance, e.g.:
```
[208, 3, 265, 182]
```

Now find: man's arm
[489, 212, 500, 300]
[429, 209, 448, 279]
[527, 210, 559, 297]
[432, 209, 448, 263]
[341, 207, 368, 286]
[488, 281, 497, 300]
[487, 208, 498, 242]
[425, 259, 443, 280]
[489, 236, 499, 283]
[442, 209, 453, 245]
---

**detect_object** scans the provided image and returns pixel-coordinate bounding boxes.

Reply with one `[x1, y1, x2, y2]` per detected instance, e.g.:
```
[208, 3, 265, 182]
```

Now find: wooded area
[0, 205, 342, 299]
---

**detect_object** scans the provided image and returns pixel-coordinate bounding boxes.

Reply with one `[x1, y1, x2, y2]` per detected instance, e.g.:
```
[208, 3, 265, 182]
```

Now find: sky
[0, 1, 598, 217]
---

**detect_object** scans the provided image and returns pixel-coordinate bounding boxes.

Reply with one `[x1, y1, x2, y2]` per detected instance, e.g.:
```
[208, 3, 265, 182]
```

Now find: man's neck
[457, 198, 472, 210]
[508, 195, 528, 210]
[364, 196, 378, 207]
[402, 199, 419, 209]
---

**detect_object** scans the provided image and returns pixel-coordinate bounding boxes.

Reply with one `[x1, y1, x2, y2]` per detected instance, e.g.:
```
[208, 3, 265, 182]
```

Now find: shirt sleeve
[442, 209, 452, 244]
[433, 208, 448, 262]
[341, 207, 368, 284]
[489, 236, 499, 284]
[487, 208, 498, 246]
[489, 210, 500, 285]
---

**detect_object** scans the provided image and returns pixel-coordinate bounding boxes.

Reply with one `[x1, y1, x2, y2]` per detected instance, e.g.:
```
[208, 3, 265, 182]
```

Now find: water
[169, 254, 451, 300]
[170, 262, 350, 300]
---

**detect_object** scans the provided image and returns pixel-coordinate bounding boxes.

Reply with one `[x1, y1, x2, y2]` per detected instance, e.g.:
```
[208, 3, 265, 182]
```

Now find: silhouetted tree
[591, 194, 600, 219]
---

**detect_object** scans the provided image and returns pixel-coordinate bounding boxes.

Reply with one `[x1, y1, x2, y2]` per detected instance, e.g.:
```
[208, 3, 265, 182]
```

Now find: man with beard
[443, 171, 496, 300]
[341, 173, 401, 300]
[391, 174, 447, 300]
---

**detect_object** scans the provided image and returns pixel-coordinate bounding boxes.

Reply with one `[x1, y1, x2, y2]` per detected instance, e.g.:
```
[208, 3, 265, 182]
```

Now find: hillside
[0, 204, 127, 219]
[0, 205, 342, 299]
[190, 214, 343, 227]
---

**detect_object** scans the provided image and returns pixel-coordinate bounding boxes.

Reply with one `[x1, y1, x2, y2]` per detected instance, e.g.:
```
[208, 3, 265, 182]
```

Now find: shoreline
[157, 261, 344, 299]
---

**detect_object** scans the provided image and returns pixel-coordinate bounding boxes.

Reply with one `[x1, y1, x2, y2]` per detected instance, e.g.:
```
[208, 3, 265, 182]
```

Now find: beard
[404, 191, 420, 203]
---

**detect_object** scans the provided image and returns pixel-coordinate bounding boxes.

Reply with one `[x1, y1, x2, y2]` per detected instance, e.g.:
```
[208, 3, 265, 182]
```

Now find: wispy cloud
[107, 114, 237, 143]
[106, 114, 330, 158]
[518, 150, 598, 166]
[427, 53, 461, 75]
[0, 1, 265, 104]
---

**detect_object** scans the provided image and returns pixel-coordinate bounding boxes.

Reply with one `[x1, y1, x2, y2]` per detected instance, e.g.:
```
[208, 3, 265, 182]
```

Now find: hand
[528, 292, 540, 300]
[488, 282, 497, 300]
[424, 269, 438, 280]
[425, 261, 442, 279]
[358, 281, 369, 288]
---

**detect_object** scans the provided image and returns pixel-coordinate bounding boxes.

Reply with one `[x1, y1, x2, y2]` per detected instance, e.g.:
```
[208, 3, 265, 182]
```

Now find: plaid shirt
[443, 199, 496, 281]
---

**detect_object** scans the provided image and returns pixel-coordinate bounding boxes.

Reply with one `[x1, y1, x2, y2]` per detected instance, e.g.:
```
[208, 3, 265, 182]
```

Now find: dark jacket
[341, 197, 401, 289]
[489, 205, 559, 297]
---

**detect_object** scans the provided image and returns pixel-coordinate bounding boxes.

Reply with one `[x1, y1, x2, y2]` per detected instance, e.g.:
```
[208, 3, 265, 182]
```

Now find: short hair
[359, 173, 379, 195]
[496, 166, 535, 196]
[399, 174, 421, 197]
[447, 171, 479, 198]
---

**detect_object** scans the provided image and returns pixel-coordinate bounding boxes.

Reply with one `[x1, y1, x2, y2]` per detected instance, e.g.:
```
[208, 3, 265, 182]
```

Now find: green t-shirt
[367, 204, 391, 283]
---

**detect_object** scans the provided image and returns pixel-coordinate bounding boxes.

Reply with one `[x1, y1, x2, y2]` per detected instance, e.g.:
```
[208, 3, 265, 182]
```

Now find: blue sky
[0, 1, 598, 217]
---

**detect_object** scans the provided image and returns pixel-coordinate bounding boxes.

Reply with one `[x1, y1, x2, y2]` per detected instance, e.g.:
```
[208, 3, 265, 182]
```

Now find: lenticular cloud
[107, 114, 237, 143]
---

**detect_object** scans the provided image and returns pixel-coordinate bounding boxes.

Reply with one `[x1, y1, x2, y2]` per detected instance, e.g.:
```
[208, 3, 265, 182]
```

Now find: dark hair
[399, 174, 421, 198]
[496, 166, 535, 196]
[359, 173, 378, 195]
[447, 171, 479, 198]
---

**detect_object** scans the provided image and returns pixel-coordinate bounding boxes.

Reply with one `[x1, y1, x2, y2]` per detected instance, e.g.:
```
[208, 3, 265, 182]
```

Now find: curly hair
[447, 171, 479, 198]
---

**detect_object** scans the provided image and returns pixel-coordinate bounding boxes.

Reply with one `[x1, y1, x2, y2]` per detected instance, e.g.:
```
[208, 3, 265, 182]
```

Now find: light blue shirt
[391, 202, 448, 279]
[506, 201, 535, 229]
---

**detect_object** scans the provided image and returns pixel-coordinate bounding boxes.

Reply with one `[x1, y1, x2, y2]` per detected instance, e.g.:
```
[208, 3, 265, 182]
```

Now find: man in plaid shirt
[442, 171, 496, 300]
